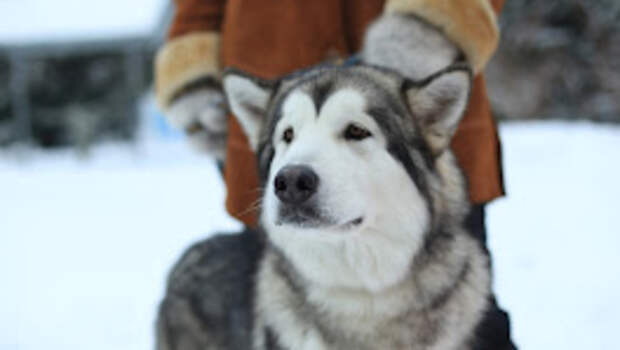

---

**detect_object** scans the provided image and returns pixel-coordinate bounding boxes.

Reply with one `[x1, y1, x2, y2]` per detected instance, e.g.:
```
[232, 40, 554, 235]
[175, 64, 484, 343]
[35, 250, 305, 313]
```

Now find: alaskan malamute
[156, 64, 513, 350]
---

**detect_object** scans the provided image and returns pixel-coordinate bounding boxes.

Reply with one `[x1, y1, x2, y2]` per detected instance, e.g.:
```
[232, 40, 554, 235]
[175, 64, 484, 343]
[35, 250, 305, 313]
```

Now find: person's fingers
[198, 107, 227, 134]
[165, 89, 229, 159]
[187, 128, 227, 160]
[167, 91, 208, 129]
[185, 121, 204, 134]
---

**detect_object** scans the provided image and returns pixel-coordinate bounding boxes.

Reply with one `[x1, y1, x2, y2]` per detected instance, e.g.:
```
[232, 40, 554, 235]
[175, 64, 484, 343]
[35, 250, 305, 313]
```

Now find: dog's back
[156, 229, 263, 350]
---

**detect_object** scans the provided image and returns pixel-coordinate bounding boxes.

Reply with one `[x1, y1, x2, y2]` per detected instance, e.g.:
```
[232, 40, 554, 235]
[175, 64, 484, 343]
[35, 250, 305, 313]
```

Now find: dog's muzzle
[273, 165, 364, 230]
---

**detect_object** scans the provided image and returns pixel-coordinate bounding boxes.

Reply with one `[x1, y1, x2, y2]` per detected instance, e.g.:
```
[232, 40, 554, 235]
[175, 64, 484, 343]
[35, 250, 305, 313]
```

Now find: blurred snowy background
[1, 1, 619, 349]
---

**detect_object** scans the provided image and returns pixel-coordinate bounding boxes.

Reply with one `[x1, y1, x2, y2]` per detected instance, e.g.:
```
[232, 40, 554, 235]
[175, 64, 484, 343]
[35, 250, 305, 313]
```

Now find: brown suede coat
[160, 0, 505, 226]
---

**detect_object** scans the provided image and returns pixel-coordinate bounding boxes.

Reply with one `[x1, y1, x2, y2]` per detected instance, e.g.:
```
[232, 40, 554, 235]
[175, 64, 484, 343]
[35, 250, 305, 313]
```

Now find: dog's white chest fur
[253, 235, 490, 350]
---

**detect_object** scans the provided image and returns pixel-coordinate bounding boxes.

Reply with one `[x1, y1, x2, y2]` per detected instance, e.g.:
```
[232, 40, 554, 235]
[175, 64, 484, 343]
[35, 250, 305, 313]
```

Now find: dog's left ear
[223, 70, 276, 151]
[404, 67, 471, 155]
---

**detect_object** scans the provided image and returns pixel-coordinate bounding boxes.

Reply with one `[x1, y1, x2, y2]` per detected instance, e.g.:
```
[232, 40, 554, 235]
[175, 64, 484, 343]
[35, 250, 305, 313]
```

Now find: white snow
[1, 121, 619, 349]
[0, 0, 168, 45]
[0, 140, 241, 350]
[488, 121, 620, 349]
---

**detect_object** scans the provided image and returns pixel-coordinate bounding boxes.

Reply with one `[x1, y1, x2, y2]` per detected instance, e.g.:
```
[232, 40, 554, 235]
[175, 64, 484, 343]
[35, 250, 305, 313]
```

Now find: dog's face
[224, 65, 471, 292]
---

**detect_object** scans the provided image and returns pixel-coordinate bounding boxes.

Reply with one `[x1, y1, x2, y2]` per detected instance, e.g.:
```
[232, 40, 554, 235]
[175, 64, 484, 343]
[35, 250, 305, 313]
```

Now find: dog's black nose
[274, 165, 319, 204]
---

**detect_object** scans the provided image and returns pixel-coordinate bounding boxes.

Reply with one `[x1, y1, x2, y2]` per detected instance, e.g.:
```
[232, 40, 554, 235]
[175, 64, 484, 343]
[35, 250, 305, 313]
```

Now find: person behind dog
[155, 0, 514, 348]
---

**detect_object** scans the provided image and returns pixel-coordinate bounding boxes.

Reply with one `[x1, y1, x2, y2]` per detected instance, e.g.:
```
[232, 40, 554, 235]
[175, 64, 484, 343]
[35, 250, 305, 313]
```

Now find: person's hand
[166, 88, 228, 160]
[363, 14, 463, 80]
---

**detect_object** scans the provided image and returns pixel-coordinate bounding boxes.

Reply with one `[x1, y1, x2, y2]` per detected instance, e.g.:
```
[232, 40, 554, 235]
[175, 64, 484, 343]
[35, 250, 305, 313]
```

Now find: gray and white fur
[363, 14, 463, 81]
[156, 64, 499, 350]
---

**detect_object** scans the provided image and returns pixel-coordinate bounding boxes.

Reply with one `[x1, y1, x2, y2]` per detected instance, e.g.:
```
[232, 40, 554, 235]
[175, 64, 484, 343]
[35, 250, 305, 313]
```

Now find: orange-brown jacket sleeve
[383, 0, 503, 73]
[155, 0, 226, 109]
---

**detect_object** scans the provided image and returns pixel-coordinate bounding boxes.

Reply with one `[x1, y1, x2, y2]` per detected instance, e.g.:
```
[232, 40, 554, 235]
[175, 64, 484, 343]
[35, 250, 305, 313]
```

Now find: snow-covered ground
[488, 122, 620, 349]
[1, 121, 618, 349]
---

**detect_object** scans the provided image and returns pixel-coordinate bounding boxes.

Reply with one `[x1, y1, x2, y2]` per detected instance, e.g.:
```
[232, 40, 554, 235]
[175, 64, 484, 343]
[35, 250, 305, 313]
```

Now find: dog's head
[223, 65, 471, 292]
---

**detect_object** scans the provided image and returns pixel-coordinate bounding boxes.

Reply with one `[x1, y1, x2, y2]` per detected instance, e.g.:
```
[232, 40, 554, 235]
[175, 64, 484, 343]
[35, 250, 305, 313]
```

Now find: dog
[156, 63, 513, 350]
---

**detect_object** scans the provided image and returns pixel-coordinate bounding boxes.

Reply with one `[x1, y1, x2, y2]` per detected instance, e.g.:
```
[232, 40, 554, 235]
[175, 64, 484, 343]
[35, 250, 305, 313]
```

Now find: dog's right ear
[403, 66, 472, 156]
[223, 70, 276, 151]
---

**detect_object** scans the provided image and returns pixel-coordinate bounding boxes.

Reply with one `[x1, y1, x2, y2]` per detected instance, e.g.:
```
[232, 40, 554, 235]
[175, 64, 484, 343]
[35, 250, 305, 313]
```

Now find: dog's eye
[344, 124, 371, 141]
[282, 127, 294, 144]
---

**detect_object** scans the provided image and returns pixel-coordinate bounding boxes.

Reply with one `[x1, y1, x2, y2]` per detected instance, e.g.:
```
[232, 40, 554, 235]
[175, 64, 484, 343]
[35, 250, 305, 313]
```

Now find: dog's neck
[255, 217, 491, 349]
[262, 224, 482, 322]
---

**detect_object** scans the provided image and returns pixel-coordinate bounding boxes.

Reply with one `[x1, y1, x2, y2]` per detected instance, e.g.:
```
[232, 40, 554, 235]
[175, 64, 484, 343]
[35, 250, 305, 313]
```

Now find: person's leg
[216, 160, 225, 176]
[467, 204, 518, 349]
[465, 204, 488, 244]
[474, 296, 517, 349]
